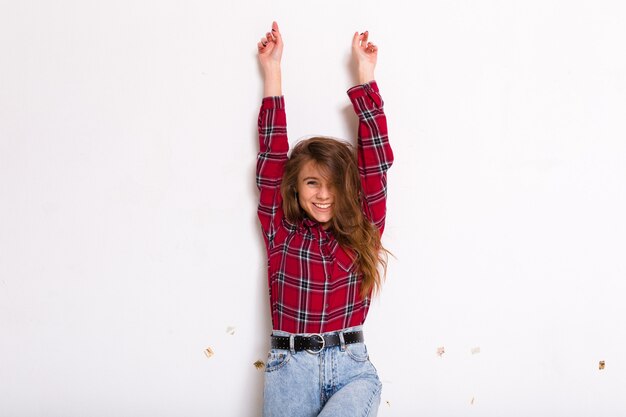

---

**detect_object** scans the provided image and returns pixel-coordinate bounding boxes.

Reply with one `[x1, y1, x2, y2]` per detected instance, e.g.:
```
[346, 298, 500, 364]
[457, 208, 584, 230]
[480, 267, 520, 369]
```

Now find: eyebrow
[302, 176, 320, 181]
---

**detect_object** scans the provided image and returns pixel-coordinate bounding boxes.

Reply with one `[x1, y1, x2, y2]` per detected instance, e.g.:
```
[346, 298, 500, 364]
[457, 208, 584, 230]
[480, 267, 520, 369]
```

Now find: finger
[352, 31, 360, 48]
[358, 32, 366, 47]
[271, 21, 282, 42]
[266, 32, 274, 43]
[362, 31, 369, 46]
[260, 37, 268, 47]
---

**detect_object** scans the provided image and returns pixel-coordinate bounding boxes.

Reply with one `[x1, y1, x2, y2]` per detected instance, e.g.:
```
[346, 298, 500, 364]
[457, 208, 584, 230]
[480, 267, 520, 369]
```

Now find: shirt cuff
[347, 80, 383, 112]
[346, 80, 379, 99]
[261, 96, 285, 110]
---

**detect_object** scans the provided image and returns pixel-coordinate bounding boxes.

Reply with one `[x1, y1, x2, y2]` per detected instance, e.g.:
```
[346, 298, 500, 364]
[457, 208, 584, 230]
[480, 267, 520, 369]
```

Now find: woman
[256, 21, 393, 417]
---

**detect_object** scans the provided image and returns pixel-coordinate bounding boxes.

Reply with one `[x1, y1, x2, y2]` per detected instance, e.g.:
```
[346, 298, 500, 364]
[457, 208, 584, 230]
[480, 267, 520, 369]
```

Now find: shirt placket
[318, 228, 332, 333]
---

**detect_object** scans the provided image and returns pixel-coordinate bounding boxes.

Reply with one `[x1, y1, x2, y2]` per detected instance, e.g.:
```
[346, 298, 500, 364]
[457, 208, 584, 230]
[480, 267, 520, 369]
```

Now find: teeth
[314, 203, 331, 209]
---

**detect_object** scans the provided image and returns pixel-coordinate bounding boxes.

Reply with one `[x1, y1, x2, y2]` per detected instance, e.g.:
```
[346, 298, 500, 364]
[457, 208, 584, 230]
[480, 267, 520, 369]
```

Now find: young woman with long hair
[256, 21, 394, 417]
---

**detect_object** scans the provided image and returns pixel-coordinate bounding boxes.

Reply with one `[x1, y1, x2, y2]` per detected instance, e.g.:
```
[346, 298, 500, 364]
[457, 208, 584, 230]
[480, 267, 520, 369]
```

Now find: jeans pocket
[345, 342, 369, 362]
[265, 349, 291, 372]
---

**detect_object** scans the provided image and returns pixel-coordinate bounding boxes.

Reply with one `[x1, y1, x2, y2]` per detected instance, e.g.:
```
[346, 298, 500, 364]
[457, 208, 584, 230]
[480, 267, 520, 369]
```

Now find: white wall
[1, 1, 625, 416]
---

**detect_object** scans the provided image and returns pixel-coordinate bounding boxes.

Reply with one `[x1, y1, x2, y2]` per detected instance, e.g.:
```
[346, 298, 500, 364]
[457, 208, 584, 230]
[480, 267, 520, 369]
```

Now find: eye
[306, 180, 317, 186]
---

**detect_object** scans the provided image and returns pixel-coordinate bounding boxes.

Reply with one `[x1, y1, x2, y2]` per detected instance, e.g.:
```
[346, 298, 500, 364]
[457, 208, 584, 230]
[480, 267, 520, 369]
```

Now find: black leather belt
[270, 330, 364, 353]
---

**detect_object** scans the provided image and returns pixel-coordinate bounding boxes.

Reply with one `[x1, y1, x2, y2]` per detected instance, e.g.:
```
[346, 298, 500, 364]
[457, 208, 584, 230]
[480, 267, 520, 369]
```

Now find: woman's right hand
[258, 21, 283, 70]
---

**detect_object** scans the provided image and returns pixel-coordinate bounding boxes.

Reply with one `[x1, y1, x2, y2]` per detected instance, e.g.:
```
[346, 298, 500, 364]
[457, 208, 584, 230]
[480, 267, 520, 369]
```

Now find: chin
[312, 212, 333, 223]
[309, 214, 333, 226]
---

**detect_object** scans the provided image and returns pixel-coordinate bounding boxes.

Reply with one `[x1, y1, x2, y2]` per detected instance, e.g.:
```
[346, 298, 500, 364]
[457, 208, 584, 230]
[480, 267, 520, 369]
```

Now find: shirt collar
[299, 217, 333, 238]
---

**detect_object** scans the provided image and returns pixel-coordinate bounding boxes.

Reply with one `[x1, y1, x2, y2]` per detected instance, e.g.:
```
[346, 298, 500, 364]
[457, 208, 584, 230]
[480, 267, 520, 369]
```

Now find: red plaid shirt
[256, 81, 393, 334]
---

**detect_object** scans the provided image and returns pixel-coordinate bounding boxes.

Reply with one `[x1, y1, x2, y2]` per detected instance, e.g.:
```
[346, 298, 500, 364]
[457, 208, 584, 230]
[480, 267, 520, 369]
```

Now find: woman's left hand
[352, 31, 377, 83]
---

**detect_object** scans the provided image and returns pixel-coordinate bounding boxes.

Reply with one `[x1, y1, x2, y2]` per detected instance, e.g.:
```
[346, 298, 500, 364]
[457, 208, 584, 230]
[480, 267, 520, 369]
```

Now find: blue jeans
[263, 325, 382, 417]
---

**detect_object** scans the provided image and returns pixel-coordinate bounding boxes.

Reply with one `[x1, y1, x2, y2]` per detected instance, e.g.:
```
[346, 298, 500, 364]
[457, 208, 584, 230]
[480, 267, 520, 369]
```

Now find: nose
[317, 184, 331, 200]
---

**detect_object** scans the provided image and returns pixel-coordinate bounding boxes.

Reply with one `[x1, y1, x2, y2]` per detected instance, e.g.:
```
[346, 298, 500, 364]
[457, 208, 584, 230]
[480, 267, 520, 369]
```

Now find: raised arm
[257, 22, 288, 249]
[348, 31, 394, 234]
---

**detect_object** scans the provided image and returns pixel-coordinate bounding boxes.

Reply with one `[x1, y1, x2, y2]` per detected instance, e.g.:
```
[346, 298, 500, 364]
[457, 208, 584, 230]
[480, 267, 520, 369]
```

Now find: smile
[313, 203, 332, 209]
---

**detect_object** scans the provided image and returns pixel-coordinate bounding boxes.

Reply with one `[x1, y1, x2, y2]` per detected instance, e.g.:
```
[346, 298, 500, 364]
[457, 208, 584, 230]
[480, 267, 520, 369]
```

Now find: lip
[312, 202, 333, 210]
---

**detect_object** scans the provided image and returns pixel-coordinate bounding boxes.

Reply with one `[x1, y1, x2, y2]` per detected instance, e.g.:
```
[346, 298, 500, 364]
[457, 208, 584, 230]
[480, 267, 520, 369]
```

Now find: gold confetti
[471, 347, 481, 355]
[385, 400, 391, 407]
[437, 346, 445, 357]
[253, 360, 265, 370]
[226, 326, 236, 335]
[599, 360, 605, 370]
[204, 347, 214, 358]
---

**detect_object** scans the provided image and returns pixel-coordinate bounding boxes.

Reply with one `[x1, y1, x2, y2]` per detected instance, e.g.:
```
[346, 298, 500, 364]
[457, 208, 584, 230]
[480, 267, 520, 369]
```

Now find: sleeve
[346, 81, 394, 235]
[256, 95, 289, 249]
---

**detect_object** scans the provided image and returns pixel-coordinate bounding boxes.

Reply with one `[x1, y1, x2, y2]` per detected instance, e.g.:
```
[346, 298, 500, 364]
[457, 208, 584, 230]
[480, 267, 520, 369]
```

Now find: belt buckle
[305, 333, 325, 354]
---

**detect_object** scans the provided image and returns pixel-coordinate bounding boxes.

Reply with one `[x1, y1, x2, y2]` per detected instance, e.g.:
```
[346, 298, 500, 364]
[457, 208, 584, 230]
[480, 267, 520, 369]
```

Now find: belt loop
[289, 334, 295, 354]
[339, 331, 346, 352]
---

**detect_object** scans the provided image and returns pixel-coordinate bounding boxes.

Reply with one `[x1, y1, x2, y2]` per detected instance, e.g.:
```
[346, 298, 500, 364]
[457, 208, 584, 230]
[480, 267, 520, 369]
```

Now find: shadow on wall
[243, 103, 274, 416]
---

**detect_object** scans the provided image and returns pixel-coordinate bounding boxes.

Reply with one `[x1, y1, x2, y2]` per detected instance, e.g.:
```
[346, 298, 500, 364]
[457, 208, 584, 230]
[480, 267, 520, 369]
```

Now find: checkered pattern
[257, 81, 393, 334]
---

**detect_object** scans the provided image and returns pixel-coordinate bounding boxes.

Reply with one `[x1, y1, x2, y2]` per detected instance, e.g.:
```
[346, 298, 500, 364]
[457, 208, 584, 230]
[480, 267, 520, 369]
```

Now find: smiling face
[296, 160, 335, 229]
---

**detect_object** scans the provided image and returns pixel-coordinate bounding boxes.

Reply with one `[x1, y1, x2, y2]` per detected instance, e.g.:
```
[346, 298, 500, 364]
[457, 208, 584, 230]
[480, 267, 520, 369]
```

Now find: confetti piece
[204, 347, 214, 358]
[253, 360, 265, 370]
[470, 397, 475, 405]
[437, 346, 445, 357]
[226, 326, 236, 336]
[385, 400, 391, 407]
[599, 361, 605, 370]
[471, 347, 481, 355]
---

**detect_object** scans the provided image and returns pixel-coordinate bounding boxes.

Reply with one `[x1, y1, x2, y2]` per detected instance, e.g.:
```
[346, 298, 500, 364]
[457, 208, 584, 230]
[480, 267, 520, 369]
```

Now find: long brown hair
[280, 137, 388, 298]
